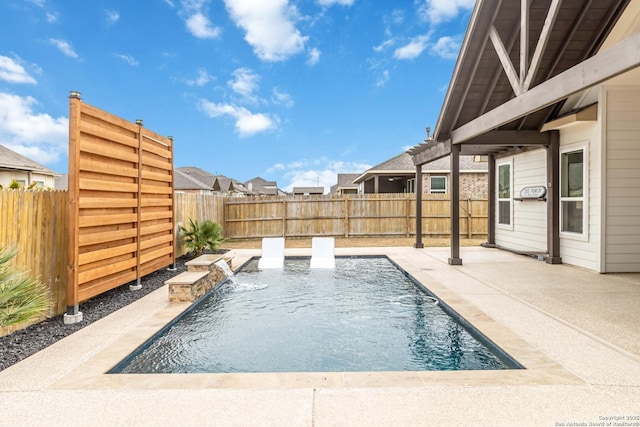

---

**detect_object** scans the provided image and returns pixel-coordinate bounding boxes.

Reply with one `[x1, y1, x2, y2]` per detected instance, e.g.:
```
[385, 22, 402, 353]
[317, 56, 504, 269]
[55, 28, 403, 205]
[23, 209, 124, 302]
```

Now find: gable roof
[0, 144, 58, 175]
[410, 0, 633, 163]
[354, 152, 486, 183]
[245, 176, 281, 195]
[175, 166, 216, 187]
[174, 169, 212, 191]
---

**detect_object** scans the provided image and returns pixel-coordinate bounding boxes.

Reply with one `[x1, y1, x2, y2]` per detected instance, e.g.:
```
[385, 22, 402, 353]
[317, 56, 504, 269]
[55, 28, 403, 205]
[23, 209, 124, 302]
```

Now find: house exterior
[330, 173, 359, 195]
[175, 166, 251, 196]
[409, 0, 639, 273]
[245, 177, 286, 196]
[174, 169, 214, 194]
[0, 144, 58, 189]
[292, 186, 324, 195]
[353, 152, 487, 196]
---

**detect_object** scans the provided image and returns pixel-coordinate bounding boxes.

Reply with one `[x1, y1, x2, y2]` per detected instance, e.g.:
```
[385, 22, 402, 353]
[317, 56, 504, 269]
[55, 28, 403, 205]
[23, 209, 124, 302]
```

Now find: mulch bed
[0, 257, 189, 372]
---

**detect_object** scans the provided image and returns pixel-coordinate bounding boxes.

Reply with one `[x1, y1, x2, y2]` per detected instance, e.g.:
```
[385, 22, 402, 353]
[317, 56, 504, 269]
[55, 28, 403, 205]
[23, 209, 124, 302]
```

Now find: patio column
[546, 130, 562, 264]
[374, 176, 379, 193]
[449, 144, 462, 265]
[414, 164, 424, 248]
[484, 153, 496, 246]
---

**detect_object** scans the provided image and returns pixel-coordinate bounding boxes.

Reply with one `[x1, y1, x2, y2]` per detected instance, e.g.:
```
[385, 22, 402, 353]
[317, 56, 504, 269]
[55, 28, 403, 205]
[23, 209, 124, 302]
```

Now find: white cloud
[418, 0, 475, 25]
[198, 99, 278, 137]
[375, 70, 390, 88]
[394, 34, 430, 60]
[228, 68, 260, 102]
[277, 158, 371, 193]
[185, 12, 221, 39]
[105, 9, 120, 26]
[430, 35, 462, 59]
[49, 38, 79, 58]
[0, 56, 37, 85]
[46, 12, 58, 23]
[186, 68, 214, 86]
[271, 88, 294, 108]
[0, 92, 68, 165]
[164, 0, 176, 6]
[114, 54, 139, 66]
[373, 38, 395, 52]
[317, 0, 354, 6]
[224, 0, 308, 62]
[306, 47, 321, 66]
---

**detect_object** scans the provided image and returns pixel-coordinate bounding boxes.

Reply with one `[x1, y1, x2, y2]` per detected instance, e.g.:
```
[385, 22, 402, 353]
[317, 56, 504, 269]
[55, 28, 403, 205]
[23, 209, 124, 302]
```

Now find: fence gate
[66, 93, 174, 321]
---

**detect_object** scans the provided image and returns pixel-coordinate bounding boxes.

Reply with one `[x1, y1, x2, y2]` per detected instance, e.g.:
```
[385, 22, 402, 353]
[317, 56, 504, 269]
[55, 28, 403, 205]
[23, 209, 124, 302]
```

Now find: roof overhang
[410, 0, 636, 165]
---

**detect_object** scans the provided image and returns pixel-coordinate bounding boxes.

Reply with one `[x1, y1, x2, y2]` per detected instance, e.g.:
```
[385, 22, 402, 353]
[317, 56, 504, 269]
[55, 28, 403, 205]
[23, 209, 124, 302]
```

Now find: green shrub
[0, 247, 51, 327]
[179, 218, 225, 257]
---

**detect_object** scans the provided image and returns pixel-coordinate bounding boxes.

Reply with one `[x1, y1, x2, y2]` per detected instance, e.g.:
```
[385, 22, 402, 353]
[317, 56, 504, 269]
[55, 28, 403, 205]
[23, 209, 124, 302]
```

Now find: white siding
[604, 87, 640, 273]
[558, 122, 602, 271]
[495, 149, 547, 252]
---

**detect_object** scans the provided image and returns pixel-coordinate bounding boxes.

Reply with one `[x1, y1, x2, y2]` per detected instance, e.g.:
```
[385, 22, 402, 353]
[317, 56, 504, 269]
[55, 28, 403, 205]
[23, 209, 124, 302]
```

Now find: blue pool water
[111, 257, 520, 373]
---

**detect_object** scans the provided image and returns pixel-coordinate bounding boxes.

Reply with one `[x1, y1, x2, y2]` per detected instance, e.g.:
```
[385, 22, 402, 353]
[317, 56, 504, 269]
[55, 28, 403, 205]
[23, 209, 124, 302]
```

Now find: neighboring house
[353, 152, 487, 196]
[0, 144, 58, 189]
[245, 177, 287, 196]
[174, 169, 214, 194]
[330, 174, 359, 195]
[175, 166, 250, 196]
[292, 187, 324, 195]
[409, 0, 639, 273]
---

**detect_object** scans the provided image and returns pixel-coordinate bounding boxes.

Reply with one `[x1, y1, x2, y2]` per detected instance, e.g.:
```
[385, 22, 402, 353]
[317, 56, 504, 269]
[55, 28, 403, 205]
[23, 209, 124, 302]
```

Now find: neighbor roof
[0, 144, 58, 175]
[354, 152, 486, 183]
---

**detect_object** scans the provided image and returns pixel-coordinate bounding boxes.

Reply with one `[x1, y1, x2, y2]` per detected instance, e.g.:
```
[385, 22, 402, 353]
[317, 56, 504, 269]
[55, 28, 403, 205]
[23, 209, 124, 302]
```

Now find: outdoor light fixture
[136, 119, 143, 126]
[69, 91, 81, 99]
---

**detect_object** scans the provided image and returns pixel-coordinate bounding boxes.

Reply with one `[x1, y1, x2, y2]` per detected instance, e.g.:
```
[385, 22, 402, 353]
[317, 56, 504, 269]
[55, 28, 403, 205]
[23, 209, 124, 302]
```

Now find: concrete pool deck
[1, 246, 639, 426]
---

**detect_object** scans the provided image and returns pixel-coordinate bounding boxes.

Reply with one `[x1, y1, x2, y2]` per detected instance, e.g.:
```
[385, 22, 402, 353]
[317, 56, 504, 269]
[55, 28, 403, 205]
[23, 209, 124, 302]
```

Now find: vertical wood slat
[66, 93, 81, 314]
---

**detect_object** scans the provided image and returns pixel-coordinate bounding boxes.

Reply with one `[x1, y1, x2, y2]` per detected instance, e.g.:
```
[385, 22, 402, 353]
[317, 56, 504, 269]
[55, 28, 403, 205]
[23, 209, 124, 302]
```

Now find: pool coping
[47, 247, 584, 391]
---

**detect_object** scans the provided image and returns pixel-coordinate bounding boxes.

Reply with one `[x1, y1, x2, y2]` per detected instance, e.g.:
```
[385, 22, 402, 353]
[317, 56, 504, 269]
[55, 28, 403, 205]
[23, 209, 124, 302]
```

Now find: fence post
[344, 196, 350, 238]
[467, 198, 472, 239]
[282, 198, 287, 238]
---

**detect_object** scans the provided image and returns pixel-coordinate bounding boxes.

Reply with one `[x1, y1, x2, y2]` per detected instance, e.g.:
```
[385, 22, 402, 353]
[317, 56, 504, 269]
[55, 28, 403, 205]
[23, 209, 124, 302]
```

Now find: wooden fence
[1, 190, 486, 333]
[223, 194, 488, 239]
[174, 192, 225, 257]
[66, 95, 174, 314]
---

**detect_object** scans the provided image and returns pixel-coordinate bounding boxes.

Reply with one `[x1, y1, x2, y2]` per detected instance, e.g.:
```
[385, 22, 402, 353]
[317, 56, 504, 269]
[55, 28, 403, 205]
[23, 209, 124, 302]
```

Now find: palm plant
[0, 247, 51, 327]
[179, 218, 225, 257]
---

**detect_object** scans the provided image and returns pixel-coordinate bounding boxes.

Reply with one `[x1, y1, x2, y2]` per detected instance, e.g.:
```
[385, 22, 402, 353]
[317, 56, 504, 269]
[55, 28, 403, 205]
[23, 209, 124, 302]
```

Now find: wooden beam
[449, 144, 462, 265]
[546, 131, 562, 264]
[414, 165, 424, 248]
[523, 0, 562, 91]
[465, 130, 550, 145]
[489, 25, 522, 96]
[451, 31, 640, 144]
[411, 140, 452, 166]
[520, 0, 529, 85]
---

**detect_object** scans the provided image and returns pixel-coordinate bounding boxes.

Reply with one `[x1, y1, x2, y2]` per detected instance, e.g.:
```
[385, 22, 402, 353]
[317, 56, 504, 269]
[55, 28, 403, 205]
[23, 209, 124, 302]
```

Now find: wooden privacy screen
[66, 94, 174, 314]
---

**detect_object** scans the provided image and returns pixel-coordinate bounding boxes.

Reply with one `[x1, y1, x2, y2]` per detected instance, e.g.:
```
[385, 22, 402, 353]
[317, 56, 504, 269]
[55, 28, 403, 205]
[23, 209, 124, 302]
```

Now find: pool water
[111, 257, 519, 373]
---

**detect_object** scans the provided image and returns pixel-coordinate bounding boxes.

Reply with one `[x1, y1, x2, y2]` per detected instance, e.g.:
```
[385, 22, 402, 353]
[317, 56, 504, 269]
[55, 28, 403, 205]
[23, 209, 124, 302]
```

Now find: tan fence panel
[224, 197, 285, 239]
[174, 192, 225, 257]
[0, 190, 67, 321]
[218, 193, 488, 240]
[67, 96, 174, 311]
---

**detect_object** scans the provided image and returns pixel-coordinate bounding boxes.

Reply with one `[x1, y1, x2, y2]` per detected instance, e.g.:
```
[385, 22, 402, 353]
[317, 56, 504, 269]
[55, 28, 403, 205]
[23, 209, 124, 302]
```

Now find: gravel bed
[0, 256, 190, 372]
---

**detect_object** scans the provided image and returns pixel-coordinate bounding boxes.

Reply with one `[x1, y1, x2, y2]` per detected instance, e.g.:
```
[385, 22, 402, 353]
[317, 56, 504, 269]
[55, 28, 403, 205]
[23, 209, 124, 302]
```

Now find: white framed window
[560, 145, 588, 239]
[406, 178, 415, 193]
[429, 176, 447, 194]
[497, 161, 512, 228]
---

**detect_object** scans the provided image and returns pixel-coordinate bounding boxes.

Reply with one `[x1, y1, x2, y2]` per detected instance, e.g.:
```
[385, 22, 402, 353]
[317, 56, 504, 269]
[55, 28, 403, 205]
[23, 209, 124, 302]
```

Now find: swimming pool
[110, 256, 521, 374]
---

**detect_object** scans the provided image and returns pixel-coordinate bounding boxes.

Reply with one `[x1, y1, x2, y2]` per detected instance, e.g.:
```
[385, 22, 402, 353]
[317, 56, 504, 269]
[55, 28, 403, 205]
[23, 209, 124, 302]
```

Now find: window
[561, 148, 585, 235]
[497, 162, 511, 226]
[406, 178, 415, 194]
[430, 176, 447, 194]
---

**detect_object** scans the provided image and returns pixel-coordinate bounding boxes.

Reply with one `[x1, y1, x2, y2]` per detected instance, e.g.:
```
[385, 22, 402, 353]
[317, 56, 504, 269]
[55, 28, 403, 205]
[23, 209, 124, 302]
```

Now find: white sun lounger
[258, 237, 285, 269]
[310, 237, 335, 269]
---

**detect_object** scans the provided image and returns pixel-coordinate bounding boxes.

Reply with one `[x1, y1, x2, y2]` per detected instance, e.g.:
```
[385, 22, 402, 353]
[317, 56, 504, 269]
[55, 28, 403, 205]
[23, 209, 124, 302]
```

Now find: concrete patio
[1, 246, 638, 426]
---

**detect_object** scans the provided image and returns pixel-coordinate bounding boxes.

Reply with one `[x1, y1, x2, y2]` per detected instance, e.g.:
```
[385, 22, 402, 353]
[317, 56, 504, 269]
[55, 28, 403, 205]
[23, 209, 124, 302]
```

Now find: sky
[0, 0, 475, 192]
